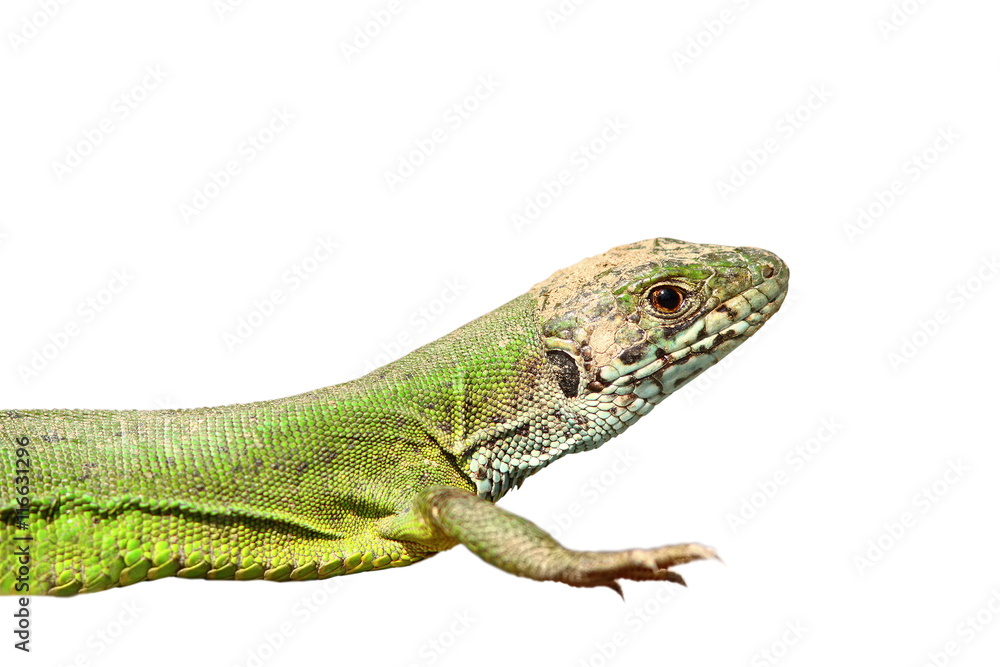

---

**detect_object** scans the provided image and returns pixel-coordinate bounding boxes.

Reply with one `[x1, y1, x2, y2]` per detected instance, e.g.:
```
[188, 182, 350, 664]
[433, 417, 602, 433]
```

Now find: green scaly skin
[0, 238, 788, 596]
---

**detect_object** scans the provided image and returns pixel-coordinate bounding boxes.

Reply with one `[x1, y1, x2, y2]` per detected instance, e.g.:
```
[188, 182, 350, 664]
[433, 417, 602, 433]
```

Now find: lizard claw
[659, 570, 687, 587]
[603, 580, 625, 600]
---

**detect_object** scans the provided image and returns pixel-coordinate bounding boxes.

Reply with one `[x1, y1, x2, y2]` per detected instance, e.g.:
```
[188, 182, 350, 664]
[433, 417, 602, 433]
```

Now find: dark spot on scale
[438, 421, 453, 434]
[587, 380, 605, 393]
[515, 423, 531, 437]
[673, 368, 705, 387]
[618, 344, 646, 366]
[476, 467, 487, 480]
[254, 459, 264, 469]
[591, 299, 614, 317]
[295, 460, 310, 474]
[654, 347, 666, 359]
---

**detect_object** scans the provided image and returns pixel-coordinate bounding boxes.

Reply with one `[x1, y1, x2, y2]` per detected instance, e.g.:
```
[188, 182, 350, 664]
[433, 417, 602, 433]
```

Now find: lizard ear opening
[546, 350, 581, 398]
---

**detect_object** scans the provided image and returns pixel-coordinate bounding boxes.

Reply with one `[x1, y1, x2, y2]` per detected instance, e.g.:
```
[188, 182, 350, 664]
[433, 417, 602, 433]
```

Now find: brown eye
[650, 285, 685, 314]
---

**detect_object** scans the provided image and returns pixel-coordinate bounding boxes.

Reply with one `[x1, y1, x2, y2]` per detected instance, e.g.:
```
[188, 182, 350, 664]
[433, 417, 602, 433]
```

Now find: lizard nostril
[761, 264, 775, 279]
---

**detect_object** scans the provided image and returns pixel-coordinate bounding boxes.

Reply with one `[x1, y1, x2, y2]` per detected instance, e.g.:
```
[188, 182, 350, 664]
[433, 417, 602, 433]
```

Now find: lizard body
[1, 238, 788, 596]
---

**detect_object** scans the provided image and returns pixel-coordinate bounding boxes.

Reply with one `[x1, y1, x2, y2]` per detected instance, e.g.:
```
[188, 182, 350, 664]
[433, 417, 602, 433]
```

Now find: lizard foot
[413, 486, 717, 593]
[560, 543, 718, 595]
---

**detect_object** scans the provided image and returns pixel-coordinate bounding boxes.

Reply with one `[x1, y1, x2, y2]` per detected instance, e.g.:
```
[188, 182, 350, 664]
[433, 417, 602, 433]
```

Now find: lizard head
[532, 237, 789, 434]
[469, 237, 788, 499]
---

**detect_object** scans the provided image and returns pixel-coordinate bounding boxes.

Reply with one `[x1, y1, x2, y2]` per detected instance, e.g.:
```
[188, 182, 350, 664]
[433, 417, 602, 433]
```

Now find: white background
[2, 1, 999, 666]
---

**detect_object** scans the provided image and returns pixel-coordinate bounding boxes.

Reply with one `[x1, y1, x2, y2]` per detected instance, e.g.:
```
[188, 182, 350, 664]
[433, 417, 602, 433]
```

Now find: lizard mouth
[582, 268, 788, 433]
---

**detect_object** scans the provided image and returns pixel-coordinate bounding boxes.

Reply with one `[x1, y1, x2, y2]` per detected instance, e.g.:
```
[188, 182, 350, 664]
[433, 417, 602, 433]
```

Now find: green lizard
[1, 238, 788, 597]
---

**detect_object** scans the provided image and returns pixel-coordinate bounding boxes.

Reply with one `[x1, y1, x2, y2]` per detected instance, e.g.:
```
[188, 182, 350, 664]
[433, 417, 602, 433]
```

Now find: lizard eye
[649, 285, 685, 314]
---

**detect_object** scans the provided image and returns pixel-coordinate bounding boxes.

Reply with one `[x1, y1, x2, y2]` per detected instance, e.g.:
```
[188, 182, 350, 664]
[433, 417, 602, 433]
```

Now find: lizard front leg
[387, 486, 717, 595]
